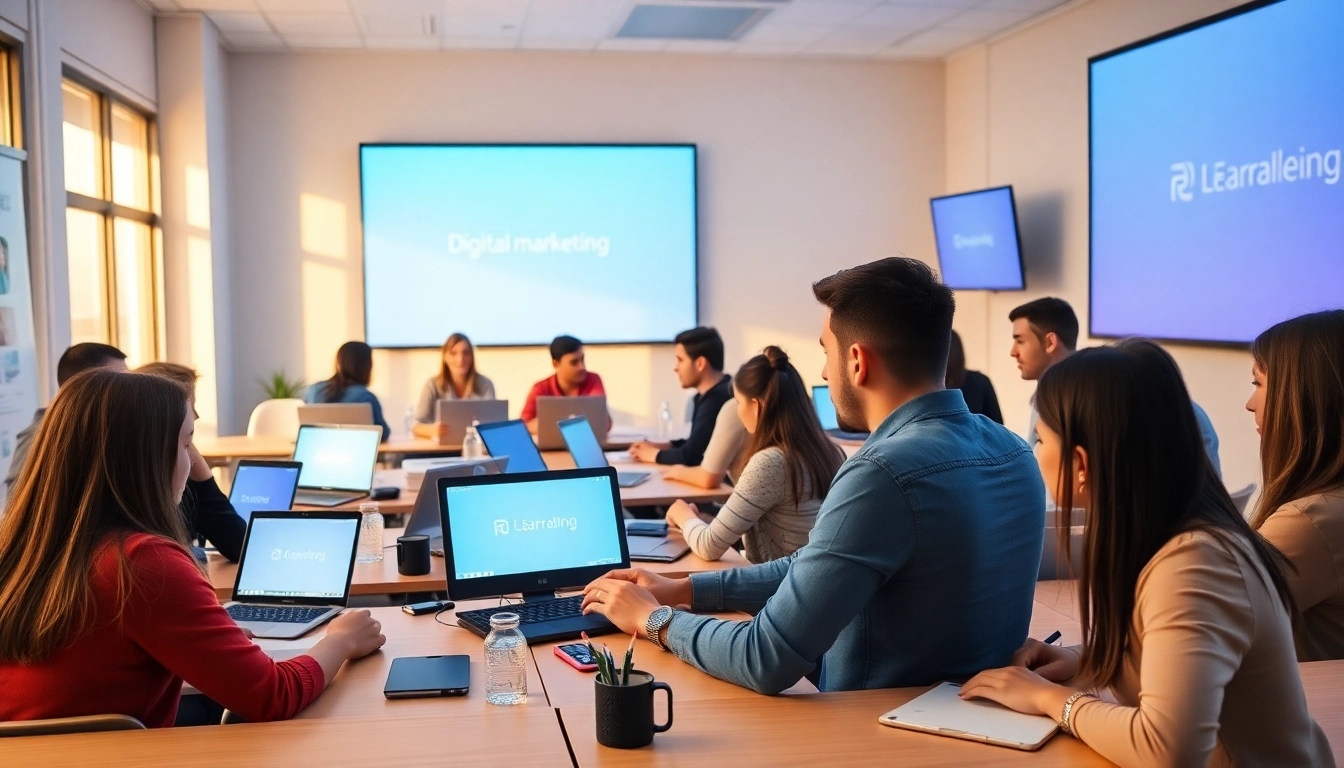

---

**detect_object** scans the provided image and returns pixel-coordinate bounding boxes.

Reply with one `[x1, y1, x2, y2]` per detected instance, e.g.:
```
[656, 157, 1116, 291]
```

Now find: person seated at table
[580, 257, 1045, 694]
[947, 329, 1002, 424]
[521, 335, 607, 434]
[958, 339, 1331, 767]
[305, 340, 390, 440]
[1246, 310, 1344, 661]
[136, 362, 246, 564]
[411, 333, 497, 441]
[0, 369, 386, 727]
[663, 400, 749, 490]
[630, 327, 733, 466]
[5, 342, 128, 492]
[665, 346, 843, 564]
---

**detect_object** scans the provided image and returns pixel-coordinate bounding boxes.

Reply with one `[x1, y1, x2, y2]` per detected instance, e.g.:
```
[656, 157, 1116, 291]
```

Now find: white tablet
[877, 681, 1059, 751]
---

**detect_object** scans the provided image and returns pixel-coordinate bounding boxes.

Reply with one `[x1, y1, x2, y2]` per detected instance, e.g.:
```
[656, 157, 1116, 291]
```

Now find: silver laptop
[404, 456, 510, 549]
[536, 395, 609, 450]
[436, 399, 508, 447]
[557, 416, 649, 488]
[298, 403, 374, 426]
[291, 424, 383, 507]
[224, 512, 360, 639]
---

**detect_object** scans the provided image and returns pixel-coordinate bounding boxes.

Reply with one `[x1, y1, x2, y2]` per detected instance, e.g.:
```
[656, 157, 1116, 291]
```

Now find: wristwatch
[645, 605, 675, 650]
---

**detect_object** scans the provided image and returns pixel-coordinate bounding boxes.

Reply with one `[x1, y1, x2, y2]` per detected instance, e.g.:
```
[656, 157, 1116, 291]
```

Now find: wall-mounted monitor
[359, 144, 698, 348]
[930, 186, 1025, 291]
[1089, 0, 1344, 344]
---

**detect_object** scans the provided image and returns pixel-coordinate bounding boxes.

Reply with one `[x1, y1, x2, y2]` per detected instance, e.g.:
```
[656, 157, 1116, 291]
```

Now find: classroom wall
[224, 51, 944, 435]
[944, 0, 1262, 495]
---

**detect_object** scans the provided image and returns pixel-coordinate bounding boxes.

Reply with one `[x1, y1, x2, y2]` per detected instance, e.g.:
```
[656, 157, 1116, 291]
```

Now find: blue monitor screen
[559, 418, 608, 469]
[812, 386, 839, 431]
[930, 186, 1025, 291]
[229, 464, 301, 523]
[443, 474, 623, 580]
[360, 144, 698, 347]
[236, 517, 358, 600]
[1090, 0, 1344, 343]
[475, 420, 547, 473]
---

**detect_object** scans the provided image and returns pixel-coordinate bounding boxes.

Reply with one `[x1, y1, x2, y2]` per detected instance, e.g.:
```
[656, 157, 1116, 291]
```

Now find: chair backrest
[247, 398, 302, 439]
[1229, 482, 1258, 516]
[0, 714, 145, 738]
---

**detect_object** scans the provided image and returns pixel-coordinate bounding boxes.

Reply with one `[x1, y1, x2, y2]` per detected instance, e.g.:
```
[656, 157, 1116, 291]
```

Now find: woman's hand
[592, 568, 692, 609]
[665, 500, 700, 529]
[581, 578, 662, 639]
[1012, 638, 1082, 682]
[188, 444, 214, 482]
[959, 666, 1075, 719]
[325, 609, 386, 659]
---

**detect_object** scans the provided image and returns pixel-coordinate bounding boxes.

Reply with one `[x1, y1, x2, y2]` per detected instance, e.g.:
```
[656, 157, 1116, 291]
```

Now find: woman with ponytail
[665, 346, 844, 563]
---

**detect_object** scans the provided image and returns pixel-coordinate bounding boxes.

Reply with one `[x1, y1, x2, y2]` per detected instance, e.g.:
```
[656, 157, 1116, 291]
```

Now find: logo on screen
[271, 548, 283, 561]
[1170, 162, 1194, 202]
[493, 520, 509, 535]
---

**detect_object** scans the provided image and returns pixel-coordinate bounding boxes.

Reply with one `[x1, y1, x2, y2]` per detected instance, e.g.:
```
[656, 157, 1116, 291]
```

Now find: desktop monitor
[437, 467, 628, 600]
[232, 512, 360, 603]
[228, 460, 302, 523]
[930, 186, 1025, 291]
[474, 419, 548, 474]
[291, 425, 382, 491]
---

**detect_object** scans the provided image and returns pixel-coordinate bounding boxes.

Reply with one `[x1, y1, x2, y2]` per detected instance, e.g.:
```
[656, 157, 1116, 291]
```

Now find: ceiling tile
[899, 25, 988, 48]
[142, 0, 182, 10]
[518, 37, 598, 51]
[766, 1, 878, 26]
[206, 11, 273, 32]
[440, 18, 521, 37]
[733, 38, 811, 55]
[743, 20, 834, 44]
[523, 17, 612, 39]
[817, 24, 911, 49]
[266, 12, 360, 35]
[442, 36, 518, 48]
[854, 3, 963, 30]
[222, 30, 286, 47]
[940, 8, 1036, 31]
[364, 35, 440, 48]
[282, 34, 365, 47]
[527, 0, 625, 20]
[664, 40, 737, 53]
[444, 0, 528, 16]
[595, 38, 667, 52]
[978, 0, 1068, 10]
[255, 0, 345, 11]
[176, 0, 260, 10]
[880, 0, 980, 8]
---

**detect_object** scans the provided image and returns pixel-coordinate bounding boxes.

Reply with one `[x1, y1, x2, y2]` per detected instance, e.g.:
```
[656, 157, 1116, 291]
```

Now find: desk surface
[196, 433, 642, 462]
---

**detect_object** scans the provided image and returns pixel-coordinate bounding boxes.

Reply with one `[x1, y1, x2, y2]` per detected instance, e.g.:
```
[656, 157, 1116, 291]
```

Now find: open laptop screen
[235, 515, 359, 600]
[229, 462, 301, 523]
[292, 425, 381, 491]
[558, 417, 607, 469]
[475, 420, 547, 473]
[812, 386, 839, 431]
[443, 471, 623, 582]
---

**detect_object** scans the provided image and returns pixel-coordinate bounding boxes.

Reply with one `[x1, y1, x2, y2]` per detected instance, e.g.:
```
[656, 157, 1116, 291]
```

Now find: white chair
[246, 398, 302, 439]
[1229, 482, 1258, 516]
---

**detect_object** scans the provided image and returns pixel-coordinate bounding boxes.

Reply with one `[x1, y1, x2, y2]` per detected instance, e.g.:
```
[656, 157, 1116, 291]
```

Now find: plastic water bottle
[462, 421, 486, 459]
[484, 613, 528, 705]
[356, 502, 384, 564]
[403, 406, 416, 440]
[658, 401, 673, 441]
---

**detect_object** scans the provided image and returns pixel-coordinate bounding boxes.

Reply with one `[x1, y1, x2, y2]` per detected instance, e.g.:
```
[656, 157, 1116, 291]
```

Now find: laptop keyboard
[457, 595, 585, 632]
[293, 490, 360, 507]
[227, 605, 331, 624]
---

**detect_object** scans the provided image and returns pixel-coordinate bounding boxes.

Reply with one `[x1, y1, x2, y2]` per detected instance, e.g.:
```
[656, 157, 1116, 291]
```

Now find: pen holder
[595, 671, 673, 749]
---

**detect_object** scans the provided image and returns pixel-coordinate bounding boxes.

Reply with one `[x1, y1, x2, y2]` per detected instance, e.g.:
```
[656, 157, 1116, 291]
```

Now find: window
[0, 43, 19, 148]
[61, 77, 159, 366]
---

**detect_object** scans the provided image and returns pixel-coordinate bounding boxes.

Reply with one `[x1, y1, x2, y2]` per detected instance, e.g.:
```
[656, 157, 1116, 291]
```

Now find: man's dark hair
[674, 327, 724, 372]
[56, 343, 127, 386]
[549, 335, 583, 362]
[812, 257, 955, 385]
[1008, 297, 1079, 350]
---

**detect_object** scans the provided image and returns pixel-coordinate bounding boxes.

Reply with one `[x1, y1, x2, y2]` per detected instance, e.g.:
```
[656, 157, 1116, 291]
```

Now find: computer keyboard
[227, 605, 331, 624]
[456, 595, 585, 632]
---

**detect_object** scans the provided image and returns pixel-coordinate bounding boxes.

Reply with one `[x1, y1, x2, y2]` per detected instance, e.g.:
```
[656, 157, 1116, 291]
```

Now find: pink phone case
[554, 644, 598, 672]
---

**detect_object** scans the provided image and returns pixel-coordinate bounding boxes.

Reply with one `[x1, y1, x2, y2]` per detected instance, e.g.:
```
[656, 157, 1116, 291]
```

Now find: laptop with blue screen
[229, 460, 302, 523]
[475, 419, 548, 474]
[557, 416, 649, 487]
[812, 385, 870, 441]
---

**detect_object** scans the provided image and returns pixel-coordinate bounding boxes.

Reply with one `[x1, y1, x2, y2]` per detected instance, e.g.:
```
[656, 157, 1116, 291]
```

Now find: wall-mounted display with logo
[0, 147, 40, 503]
[1089, 0, 1343, 344]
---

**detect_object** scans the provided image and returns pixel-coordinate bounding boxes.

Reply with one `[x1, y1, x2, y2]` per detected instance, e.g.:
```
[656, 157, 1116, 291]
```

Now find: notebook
[877, 681, 1059, 751]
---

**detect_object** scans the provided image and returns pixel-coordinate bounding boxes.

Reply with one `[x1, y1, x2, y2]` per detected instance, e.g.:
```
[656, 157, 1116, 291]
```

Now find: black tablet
[383, 655, 470, 699]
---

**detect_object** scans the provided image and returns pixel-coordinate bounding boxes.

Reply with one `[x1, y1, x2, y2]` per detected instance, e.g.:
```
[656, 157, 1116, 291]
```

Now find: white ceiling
[140, 0, 1071, 59]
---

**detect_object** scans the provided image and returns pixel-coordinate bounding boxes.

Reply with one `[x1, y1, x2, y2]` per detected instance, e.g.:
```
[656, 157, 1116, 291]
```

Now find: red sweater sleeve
[520, 379, 545, 422]
[114, 536, 327, 722]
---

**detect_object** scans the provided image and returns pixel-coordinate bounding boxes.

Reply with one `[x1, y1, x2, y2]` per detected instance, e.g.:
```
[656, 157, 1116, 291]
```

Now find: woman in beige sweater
[960, 340, 1331, 767]
[1246, 310, 1344, 661]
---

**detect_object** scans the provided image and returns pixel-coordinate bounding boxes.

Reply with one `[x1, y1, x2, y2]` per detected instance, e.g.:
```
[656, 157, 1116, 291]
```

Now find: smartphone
[554, 643, 598, 672]
[402, 600, 454, 616]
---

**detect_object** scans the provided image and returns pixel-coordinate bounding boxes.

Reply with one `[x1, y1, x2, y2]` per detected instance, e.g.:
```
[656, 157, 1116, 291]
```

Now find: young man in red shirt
[522, 335, 607, 433]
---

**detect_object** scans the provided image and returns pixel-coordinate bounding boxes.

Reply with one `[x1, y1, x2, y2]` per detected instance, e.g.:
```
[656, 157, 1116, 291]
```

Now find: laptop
[475, 419, 548, 474]
[298, 403, 374, 426]
[439, 467, 629, 644]
[436, 399, 508, 447]
[229, 460, 302, 523]
[224, 511, 360, 639]
[812, 385, 870, 441]
[535, 395, 609, 450]
[404, 456, 510, 548]
[291, 424, 383, 507]
[558, 416, 650, 488]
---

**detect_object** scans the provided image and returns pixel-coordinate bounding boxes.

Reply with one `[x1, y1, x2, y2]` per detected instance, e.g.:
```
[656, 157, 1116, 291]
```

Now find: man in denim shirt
[583, 258, 1045, 693]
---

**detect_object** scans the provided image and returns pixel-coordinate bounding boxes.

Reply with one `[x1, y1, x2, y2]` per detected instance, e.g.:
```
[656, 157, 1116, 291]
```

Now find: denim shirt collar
[869, 388, 971, 441]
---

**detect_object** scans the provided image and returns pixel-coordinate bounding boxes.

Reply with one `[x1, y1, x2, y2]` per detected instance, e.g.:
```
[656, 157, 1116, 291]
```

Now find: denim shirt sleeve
[664, 457, 916, 694]
[355, 388, 391, 441]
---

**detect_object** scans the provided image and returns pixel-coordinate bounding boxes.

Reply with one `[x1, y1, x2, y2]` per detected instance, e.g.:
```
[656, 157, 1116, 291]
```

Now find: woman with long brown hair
[1247, 309, 1344, 661]
[0, 369, 385, 727]
[958, 340, 1329, 766]
[411, 333, 496, 440]
[664, 346, 844, 563]
[304, 340, 390, 439]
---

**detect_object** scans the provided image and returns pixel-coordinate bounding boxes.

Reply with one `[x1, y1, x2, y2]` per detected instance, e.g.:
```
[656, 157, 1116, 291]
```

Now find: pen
[1044, 630, 1062, 645]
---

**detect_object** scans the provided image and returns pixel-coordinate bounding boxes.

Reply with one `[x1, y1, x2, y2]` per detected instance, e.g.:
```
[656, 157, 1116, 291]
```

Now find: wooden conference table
[195, 431, 645, 466]
[11, 583, 1344, 767]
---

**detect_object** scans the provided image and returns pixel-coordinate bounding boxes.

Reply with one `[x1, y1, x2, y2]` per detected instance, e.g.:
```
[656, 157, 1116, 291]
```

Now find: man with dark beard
[579, 257, 1045, 694]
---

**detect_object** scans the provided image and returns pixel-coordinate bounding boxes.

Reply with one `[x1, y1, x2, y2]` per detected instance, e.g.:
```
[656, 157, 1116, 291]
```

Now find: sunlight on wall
[186, 166, 211, 230]
[188, 235, 219, 434]
[301, 260, 349, 385]
[741, 326, 828, 390]
[300, 193, 347, 260]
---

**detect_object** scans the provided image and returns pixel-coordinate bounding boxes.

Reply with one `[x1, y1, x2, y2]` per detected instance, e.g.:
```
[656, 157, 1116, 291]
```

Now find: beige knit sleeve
[1068, 533, 1254, 768]
[1258, 505, 1338, 609]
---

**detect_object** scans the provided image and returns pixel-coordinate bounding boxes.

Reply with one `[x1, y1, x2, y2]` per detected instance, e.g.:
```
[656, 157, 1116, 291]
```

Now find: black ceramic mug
[396, 534, 431, 576]
[594, 671, 673, 749]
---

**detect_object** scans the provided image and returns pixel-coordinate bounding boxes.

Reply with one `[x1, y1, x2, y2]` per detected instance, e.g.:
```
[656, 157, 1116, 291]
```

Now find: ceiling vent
[615, 4, 774, 41]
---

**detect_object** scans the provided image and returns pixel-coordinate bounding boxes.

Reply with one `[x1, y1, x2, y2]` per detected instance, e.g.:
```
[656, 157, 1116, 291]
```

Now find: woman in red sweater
[0, 369, 385, 727]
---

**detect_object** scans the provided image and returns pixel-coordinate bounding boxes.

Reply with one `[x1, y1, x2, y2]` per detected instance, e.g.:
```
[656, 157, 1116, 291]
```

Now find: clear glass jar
[484, 613, 528, 705]
[356, 501, 384, 564]
[462, 422, 486, 459]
